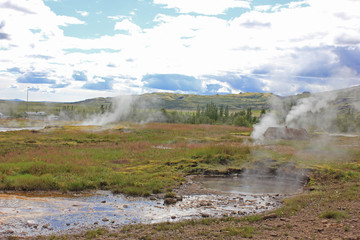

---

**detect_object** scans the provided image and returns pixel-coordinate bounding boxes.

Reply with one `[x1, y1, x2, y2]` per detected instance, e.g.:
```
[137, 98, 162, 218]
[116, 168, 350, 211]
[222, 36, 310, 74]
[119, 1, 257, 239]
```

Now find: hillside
[1, 86, 359, 117]
[139, 92, 274, 111]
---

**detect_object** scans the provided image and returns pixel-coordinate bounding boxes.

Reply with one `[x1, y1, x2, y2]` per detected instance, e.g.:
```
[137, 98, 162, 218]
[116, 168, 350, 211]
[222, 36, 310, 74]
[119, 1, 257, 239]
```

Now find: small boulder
[164, 198, 177, 205]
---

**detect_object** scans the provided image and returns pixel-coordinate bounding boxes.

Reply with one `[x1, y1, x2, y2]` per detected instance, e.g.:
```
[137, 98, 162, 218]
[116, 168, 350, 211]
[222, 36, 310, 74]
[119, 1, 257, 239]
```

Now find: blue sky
[0, 0, 359, 101]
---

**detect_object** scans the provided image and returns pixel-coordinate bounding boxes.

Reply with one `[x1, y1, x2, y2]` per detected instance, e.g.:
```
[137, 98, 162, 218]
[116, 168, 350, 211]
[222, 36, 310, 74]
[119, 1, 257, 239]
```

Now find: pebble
[101, 200, 106, 203]
[201, 213, 210, 218]
[171, 216, 176, 219]
[102, 218, 109, 222]
[123, 204, 129, 208]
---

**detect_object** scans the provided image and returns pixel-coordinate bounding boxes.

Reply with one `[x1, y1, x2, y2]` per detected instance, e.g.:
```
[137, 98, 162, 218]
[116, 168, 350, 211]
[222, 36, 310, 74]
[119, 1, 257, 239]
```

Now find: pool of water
[0, 189, 282, 237]
[193, 175, 305, 195]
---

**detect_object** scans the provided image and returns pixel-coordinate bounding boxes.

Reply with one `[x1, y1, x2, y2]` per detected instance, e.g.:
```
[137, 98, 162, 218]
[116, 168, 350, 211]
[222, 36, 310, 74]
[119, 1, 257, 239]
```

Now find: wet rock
[5, 230, 14, 234]
[66, 223, 70, 226]
[164, 198, 177, 205]
[176, 196, 183, 201]
[102, 218, 109, 222]
[94, 222, 98, 225]
[201, 213, 210, 218]
[150, 196, 157, 200]
[171, 216, 176, 219]
[42, 224, 50, 229]
[123, 204, 129, 208]
[101, 200, 106, 203]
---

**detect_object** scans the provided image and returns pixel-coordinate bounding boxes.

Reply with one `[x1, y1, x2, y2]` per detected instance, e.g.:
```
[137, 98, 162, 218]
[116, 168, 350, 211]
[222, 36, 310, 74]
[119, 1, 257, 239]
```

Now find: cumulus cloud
[16, 72, 56, 84]
[114, 18, 141, 34]
[72, 71, 88, 81]
[1, 0, 360, 101]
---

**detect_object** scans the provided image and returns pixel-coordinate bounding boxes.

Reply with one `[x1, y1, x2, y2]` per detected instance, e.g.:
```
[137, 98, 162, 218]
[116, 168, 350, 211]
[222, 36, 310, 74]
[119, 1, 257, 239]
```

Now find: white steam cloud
[82, 95, 166, 126]
[251, 92, 338, 141]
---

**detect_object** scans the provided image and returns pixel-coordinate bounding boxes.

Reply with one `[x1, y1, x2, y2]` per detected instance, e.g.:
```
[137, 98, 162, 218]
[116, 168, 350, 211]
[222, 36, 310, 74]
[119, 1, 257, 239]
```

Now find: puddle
[0, 126, 45, 132]
[193, 175, 305, 195]
[0, 188, 283, 237]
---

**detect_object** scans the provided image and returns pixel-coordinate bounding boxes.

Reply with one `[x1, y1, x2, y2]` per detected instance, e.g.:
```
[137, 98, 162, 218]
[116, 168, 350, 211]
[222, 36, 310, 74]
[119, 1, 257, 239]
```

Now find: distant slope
[1, 86, 359, 116]
[139, 92, 275, 110]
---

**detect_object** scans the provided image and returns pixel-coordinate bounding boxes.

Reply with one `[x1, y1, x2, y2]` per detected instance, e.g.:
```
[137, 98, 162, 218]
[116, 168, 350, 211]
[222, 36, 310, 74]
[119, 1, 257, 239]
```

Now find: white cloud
[153, 0, 250, 15]
[76, 10, 89, 17]
[114, 18, 141, 34]
[1, 0, 360, 101]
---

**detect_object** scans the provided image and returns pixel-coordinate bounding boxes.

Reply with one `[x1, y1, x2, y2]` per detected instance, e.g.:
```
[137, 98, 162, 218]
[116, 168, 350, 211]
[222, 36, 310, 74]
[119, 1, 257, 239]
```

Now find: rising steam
[82, 95, 166, 126]
[251, 92, 338, 141]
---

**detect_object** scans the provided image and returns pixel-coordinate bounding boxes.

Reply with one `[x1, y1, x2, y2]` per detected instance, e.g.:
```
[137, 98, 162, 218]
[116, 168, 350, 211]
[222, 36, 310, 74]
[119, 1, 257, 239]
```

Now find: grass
[319, 211, 349, 220]
[0, 122, 253, 195]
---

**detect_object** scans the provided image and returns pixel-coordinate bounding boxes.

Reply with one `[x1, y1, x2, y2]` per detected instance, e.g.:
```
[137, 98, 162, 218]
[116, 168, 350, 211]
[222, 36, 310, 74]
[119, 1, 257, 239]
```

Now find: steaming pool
[194, 175, 306, 195]
[0, 175, 305, 237]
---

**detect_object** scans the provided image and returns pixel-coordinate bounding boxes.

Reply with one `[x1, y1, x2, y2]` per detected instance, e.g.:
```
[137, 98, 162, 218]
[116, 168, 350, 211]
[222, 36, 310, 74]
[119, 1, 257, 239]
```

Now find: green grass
[0, 122, 252, 195]
[319, 211, 349, 220]
[223, 226, 256, 238]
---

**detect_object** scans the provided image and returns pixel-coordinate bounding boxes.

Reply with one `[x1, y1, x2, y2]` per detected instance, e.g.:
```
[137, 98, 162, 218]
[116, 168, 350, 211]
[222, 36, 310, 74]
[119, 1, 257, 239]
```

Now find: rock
[171, 216, 176, 219]
[270, 232, 278, 237]
[94, 222, 98, 225]
[66, 223, 70, 226]
[102, 218, 109, 222]
[42, 224, 50, 229]
[123, 204, 129, 208]
[262, 213, 277, 220]
[164, 198, 177, 205]
[150, 196, 157, 200]
[101, 200, 106, 203]
[176, 196, 183, 201]
[5, 230, 14, 234]
[201, 213, 210, 218]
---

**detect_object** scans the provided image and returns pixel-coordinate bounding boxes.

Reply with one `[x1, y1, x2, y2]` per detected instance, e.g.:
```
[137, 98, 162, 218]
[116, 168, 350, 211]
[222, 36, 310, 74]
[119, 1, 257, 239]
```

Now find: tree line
[161, 102, 265, 127]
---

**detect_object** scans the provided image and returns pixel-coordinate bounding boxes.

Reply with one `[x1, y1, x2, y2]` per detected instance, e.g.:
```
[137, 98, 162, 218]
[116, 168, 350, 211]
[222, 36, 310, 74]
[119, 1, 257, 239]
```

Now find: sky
[0, 0, 360, 102]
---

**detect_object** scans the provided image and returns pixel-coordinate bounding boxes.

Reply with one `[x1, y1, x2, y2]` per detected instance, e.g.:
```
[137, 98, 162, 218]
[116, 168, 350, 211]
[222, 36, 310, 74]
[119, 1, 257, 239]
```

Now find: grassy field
[1, 120, 359, 239]
[0, 120, 253, 195]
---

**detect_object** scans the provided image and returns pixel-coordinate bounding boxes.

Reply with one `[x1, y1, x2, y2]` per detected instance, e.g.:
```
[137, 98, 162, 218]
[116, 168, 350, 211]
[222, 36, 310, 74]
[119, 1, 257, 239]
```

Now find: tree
[224, 106, 229, 118]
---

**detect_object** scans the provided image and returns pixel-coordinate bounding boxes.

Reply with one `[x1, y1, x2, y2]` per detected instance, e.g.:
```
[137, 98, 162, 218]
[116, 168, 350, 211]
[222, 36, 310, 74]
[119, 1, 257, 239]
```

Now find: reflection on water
[194, 175, 305, 194]
[0, 189, 282, 237]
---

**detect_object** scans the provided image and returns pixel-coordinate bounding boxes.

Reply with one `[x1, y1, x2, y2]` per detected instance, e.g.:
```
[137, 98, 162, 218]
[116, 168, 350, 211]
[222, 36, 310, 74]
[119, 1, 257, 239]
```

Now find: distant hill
[139, 92, 275, 110]
[1, 86, 359, 116]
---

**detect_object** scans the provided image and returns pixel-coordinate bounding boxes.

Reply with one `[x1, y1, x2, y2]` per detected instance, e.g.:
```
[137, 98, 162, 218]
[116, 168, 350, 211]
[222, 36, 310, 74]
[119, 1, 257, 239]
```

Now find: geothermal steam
[251, 92, 338, 141]
[82, 95, 165, 126]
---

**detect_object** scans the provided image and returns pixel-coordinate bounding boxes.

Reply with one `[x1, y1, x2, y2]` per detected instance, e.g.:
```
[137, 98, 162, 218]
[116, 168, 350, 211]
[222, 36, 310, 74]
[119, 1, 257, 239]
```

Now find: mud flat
[0, 175, 305, 238]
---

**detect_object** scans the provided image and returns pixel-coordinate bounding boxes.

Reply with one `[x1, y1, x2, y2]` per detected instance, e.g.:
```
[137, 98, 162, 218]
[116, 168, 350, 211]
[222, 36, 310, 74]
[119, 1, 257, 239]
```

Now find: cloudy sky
[0, 0, 359, 102]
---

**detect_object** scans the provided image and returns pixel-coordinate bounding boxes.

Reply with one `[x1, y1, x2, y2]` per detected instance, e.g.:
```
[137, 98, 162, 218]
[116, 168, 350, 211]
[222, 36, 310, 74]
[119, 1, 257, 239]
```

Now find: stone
[201, 213, 210, 218]
[164, 198, 177, 205]
[66, 223, 70, 226]
[42, 224, 50, 229]
[171, 216, 176, 219]
[101, 200, 106, 203]
[102, 218, 109, 222]
[123, 204, 129, 208]
[150, 196, 157, 200]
